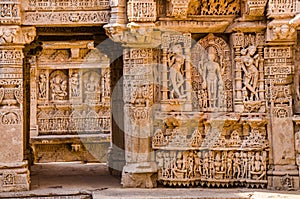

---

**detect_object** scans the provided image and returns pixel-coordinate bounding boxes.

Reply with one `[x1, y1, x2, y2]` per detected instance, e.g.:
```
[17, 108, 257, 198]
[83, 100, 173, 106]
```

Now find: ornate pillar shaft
[0, 0, 36, 191]
[266, 2, 299, 188]
[122, 48, 157, 188]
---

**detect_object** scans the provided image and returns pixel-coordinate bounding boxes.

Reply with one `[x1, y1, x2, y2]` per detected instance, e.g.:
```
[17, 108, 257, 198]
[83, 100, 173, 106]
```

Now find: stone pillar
[105, 0, 160, 187]
[0, 0, 36, 192]
[266, 3, 299, 188]
[122, 48, 158, 188]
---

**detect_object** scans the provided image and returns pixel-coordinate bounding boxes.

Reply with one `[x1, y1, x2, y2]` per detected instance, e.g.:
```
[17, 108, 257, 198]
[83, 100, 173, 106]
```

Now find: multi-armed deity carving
[191, 34, 232, 112]
[232, 33, 265, 113]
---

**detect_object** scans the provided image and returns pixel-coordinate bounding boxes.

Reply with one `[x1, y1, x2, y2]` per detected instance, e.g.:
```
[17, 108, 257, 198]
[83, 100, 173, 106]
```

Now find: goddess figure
[241, 46, 259, 101]
[168, 44, 186, 99]
[203, 46, 223, 109]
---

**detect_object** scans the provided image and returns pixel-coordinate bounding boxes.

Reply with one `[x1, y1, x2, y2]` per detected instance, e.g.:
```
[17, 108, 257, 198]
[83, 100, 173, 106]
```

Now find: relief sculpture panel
[191, 34, 233, 112]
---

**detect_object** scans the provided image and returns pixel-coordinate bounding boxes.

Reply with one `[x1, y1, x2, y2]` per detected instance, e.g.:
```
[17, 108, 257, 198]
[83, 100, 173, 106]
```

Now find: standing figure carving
[168, 44, 186, 99]
[203, 46, 223, 109]
[38, 73, 47, 99]
[241, 46, 259, 101]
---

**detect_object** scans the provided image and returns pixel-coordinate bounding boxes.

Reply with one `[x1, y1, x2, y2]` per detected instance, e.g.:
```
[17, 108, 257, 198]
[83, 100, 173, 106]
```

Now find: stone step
[92, 188, 300, 199]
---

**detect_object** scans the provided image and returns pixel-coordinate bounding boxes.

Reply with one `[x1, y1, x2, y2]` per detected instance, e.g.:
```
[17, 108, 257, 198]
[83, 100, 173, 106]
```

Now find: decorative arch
[191, 33, 233, 112]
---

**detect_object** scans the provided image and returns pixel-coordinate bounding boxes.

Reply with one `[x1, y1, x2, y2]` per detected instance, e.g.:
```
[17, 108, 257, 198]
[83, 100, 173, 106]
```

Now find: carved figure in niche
[203, 152, 209, 178]
[208, 151, 215, 178]
[241, 151, 248, 179]
[50, 73, 67, 101]
[214, 152, 223, 179]
[38, 73, 47, 99]
[191, 128, 203, 147]
[170, 151, 177, 178]
[251, 152, 264, 180]
[198, 89, 208, 108]
[70, 72, 80, 97]
[194, 151, 202, 176]
[103, 71, 110, 97]
[168, 44, 186, 99]
[186, 151, 194, 178]
[203, 46, 223, 109]
[84, 72, 100, 103]
[241, 46, 259, 101]
[233, 152, 241, 179]
[226, 151, 233, 179]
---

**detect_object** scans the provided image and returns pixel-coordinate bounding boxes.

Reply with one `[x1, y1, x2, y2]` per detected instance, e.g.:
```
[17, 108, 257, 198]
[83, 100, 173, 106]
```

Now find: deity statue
[38, 73, 47, 99]
[241, 46, 259, 101]
[202, 46, 223, 109]
[168, 44, 186, 99]
[70, 72, 80, 97]
[50, 74, 67, 101]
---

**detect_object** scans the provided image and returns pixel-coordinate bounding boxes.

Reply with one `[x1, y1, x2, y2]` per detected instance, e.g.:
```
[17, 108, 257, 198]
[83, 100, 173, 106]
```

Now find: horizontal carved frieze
[0, 1, 20, 24]
[23, 11, 110, 25]
[23, 0, 110, 11]
[0, 49, 23, 65]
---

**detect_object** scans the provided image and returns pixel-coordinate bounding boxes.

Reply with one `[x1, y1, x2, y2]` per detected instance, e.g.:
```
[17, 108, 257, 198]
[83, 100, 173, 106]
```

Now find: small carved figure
[168, 44, 186, 99]
[226, 151, 233, 179]
[70, 72, 80, 97]
[50, 74, 67, 100]
[194, 151, 202, 176]
[233, 152, 241, 179]
[241, 46, 259, 101]
[203, 152, 209, 178]
[38, 74, 47, 99]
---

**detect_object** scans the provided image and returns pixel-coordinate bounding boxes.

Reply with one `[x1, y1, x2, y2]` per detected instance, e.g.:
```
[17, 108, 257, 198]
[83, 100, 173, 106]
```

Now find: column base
[107, 146, 125, 177]
[0, 161, 30, 192]
[121, 162, 157, 188]
[267, 165, 299, 190]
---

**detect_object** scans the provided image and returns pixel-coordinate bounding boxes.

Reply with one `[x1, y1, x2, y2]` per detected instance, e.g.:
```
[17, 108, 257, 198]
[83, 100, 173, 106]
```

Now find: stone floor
[0, 162, 300, 198]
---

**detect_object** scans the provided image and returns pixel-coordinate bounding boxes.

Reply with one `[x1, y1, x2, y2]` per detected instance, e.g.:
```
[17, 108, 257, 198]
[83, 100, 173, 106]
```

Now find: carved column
[105, 0, 160, 188]
[266, 1, 299, 189]
[122, 48, 158, 188]
[0, 0, 36, 192]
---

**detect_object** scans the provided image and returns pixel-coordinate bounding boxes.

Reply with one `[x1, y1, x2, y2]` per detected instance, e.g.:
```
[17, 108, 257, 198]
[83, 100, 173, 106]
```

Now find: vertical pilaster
[0, 1, 36, 191]
[122, 48, 157, 188]
[266, 2, 299, 187]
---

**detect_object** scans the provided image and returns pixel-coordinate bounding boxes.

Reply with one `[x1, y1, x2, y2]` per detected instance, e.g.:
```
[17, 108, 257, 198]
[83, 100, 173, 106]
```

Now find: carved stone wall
[29, 41, 112, 163]
[2, 0, 300, 192]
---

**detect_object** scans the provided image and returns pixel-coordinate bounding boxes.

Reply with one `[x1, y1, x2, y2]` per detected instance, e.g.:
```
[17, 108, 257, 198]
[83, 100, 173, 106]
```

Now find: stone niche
[29, 41, 111, 163]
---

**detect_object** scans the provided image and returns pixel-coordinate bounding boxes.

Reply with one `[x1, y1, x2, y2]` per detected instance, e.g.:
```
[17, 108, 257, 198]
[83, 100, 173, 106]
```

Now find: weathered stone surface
[2, 0, 300, 193]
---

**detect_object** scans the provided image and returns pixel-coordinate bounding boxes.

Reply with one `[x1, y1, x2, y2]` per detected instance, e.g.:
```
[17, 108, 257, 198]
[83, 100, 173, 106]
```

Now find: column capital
[0, 26, 36, 46]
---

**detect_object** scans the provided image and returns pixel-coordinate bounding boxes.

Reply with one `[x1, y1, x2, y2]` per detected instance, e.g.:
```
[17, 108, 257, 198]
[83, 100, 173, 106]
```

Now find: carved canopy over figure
[191, 34, 232, 112]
